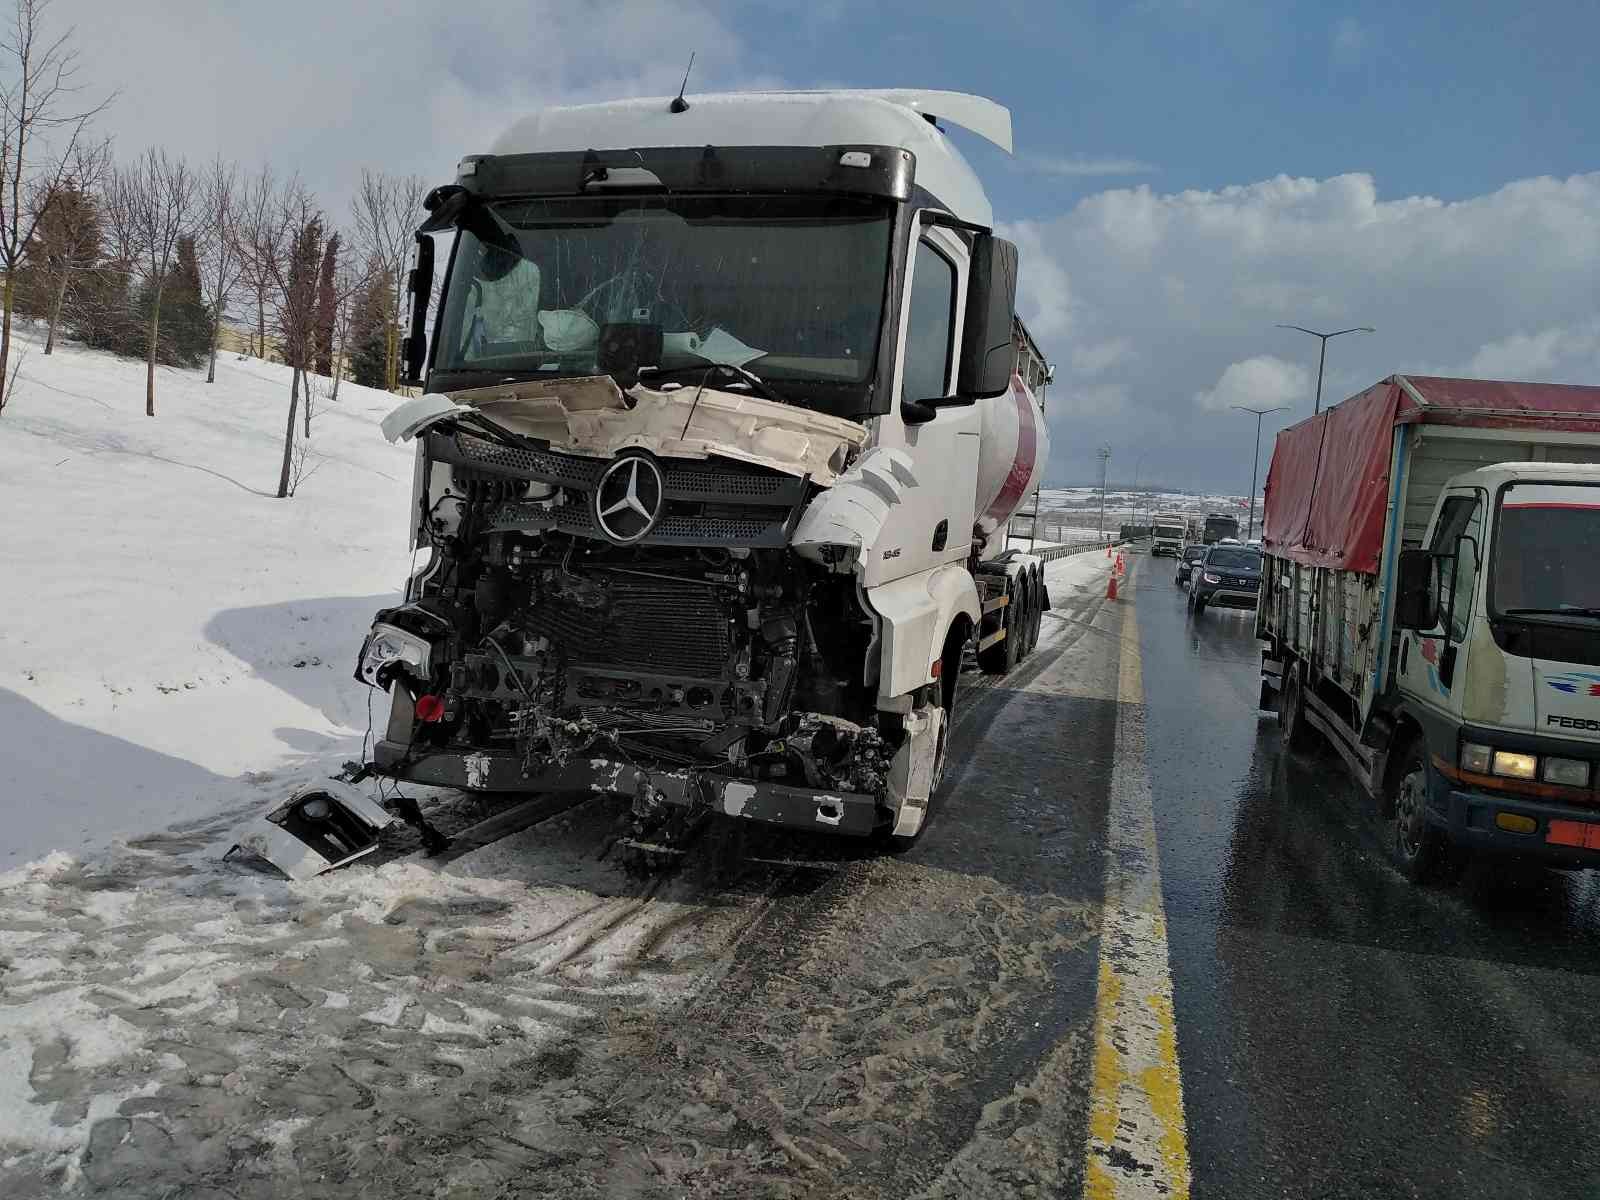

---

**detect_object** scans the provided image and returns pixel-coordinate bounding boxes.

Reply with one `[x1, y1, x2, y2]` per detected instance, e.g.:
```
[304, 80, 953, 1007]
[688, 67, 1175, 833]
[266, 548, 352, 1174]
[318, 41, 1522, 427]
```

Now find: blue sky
[63, 0, 1600, 491]
[712, 1, 1600, 215]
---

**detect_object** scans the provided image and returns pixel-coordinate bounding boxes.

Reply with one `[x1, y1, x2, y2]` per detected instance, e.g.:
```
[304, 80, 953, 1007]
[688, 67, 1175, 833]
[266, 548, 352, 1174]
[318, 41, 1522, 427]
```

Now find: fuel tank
[973, 373, 1050, 538]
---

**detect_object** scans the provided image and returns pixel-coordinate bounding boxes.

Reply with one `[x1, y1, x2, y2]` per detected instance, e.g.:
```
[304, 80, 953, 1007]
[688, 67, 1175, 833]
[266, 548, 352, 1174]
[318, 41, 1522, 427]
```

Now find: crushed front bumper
[373, 740, 880, 837]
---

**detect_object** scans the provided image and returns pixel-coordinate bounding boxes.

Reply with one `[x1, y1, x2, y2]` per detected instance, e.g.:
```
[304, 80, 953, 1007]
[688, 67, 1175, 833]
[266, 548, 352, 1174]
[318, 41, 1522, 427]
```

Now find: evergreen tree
[20, 182, 104, 353]
[161, 235, 212, 366]
[348, 260, 393, 389]
[313, 232, 339, 375]
[72, 260, 140, 356]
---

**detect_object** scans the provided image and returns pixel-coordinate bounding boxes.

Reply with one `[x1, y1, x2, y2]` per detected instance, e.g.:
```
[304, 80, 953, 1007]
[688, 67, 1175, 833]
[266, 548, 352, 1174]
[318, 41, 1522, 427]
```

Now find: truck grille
[526, 582, 733, 677]
[434, 432, 807, 549]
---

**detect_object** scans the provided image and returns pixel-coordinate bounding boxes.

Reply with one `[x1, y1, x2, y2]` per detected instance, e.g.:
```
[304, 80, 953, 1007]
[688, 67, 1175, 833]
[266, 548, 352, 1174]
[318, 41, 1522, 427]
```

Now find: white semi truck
[1258, 375, 1600, 881]
[1150, 510, 1186, 557]
[354, 90, 1055, 845]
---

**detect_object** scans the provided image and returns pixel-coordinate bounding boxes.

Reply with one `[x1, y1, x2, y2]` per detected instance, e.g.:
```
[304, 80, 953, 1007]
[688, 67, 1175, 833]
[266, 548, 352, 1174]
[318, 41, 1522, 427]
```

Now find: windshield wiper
[1502, 607, 1600, 618]
[638, 361, 785, 404]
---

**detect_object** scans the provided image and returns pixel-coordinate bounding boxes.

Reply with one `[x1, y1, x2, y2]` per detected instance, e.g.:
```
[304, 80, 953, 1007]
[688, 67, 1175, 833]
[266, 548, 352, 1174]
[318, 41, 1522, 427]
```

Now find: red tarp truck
[1257, 375, 1600, 881]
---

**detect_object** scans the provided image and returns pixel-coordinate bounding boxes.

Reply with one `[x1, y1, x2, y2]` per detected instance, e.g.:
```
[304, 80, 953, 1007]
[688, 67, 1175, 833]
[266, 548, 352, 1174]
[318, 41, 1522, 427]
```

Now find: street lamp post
[1276, 324, 1375, 413]
[1096, 445, 1112, 539]
[1231, 405, 1288, 540]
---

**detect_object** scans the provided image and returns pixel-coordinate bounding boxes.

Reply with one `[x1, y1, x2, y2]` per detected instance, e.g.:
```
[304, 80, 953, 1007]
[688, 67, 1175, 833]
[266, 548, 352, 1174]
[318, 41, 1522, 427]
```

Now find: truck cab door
[864, 223, 981, 588]
[1397, 488, 1486, 720]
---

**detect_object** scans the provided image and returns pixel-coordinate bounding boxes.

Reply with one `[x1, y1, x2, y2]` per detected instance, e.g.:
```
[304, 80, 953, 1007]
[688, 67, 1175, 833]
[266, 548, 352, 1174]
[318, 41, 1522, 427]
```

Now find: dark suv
[1175, 544, 1208, 585]
[1188, 544, 1262, 614]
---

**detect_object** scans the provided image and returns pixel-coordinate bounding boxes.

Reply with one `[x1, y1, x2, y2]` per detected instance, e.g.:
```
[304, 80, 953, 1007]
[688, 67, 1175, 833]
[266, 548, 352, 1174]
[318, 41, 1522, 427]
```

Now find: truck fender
[866, 563, 981, 703]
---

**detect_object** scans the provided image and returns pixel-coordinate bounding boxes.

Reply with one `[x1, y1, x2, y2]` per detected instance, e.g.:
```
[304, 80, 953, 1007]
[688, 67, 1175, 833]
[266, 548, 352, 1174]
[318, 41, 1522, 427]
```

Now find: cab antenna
[670, 52, 696, 113]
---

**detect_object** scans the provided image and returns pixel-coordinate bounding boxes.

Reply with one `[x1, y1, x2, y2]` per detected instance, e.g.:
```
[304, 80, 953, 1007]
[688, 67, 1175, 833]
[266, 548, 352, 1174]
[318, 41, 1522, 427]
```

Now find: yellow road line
[1084, 572, 1192, 1199]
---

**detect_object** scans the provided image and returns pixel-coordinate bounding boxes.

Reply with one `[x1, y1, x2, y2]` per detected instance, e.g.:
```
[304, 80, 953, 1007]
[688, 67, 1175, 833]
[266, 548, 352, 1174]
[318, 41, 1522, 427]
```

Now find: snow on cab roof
[489, 89, 1010, 228]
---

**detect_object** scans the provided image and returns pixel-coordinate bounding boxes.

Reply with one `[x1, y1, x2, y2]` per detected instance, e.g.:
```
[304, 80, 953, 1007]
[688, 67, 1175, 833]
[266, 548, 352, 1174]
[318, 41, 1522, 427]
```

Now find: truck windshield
[432, 193, 894, 419]
[1154, 524, 1184, 539]
[1491, 481, 1600, 618]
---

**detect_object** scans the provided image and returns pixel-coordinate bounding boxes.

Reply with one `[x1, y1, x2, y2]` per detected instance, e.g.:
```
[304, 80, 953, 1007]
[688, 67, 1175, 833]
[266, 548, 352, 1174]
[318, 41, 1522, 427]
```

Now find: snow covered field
[0, 328, 416, 865]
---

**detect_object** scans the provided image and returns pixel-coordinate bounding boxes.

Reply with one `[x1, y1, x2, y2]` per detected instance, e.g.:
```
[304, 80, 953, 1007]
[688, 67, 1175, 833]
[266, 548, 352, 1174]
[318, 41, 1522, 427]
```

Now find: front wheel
[1386, 742, 1450, 884]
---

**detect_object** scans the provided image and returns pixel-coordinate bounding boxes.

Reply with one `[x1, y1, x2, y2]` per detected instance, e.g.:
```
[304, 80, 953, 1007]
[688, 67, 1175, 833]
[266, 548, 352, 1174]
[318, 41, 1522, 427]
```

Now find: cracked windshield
[3, 2, 1600, 1198]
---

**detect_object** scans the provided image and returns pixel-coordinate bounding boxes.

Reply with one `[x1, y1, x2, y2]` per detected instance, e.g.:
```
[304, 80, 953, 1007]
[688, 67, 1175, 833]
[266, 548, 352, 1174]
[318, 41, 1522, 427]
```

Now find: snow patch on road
[0, 797, 748, 1195]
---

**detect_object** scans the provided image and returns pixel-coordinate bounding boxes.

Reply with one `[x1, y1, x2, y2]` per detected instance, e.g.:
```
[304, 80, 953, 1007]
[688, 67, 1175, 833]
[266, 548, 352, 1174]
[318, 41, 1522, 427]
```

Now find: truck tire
[978, 583, 1019, 674]
[1386, 741, 1450, 884]
[1278, 665, 1317, 752]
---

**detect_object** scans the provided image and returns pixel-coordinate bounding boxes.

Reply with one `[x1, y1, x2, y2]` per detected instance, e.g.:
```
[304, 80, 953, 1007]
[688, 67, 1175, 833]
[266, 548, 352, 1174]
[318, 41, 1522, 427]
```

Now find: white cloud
[1002, 220, 1074, 343]
[1015, 153, 1157, 178]
[49, 0, 776, 219]
[1072, 338, 1134, 376]
[1192, 356, 1309, 412]
[1014, 170, 1600, 486]
[1459, 320, 1600, 380]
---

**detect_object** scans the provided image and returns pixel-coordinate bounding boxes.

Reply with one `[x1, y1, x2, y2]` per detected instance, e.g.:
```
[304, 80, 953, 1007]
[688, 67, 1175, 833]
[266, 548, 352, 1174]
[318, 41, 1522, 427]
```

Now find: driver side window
[900, 239, 956, 405]
[1429, 493, 1483, 642]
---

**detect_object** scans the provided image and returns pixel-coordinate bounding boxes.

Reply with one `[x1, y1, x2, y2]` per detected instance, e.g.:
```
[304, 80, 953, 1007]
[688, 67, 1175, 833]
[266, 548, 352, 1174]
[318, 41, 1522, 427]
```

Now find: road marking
[1084, 566, 1192, 1199]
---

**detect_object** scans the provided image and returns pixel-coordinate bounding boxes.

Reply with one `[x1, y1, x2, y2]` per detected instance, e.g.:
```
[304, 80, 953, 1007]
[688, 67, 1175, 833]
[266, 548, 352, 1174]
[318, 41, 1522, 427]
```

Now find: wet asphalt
[1135, 549, 1600, 1199]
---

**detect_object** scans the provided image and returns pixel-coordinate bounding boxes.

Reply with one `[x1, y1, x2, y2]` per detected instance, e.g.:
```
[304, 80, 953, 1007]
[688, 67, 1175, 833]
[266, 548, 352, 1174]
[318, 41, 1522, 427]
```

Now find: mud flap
[1259, 653, 1283, 713]
[229, 781, 397, 881]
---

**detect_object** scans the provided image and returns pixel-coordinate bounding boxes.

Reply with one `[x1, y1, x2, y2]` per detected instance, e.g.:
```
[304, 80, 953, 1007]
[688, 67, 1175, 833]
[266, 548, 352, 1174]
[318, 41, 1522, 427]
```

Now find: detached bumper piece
[230, 780, 397, 881]
[374, 741, 879, 837]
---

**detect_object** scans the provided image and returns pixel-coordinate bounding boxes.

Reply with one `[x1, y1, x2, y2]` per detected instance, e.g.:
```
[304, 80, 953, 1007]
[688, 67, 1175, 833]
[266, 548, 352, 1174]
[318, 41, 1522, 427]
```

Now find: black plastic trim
[458, 144, 915, 203]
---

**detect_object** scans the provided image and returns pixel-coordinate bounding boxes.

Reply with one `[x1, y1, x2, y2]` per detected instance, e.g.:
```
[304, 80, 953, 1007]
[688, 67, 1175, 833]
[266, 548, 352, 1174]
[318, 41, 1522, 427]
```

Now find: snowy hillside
[0, 328, 416, 865]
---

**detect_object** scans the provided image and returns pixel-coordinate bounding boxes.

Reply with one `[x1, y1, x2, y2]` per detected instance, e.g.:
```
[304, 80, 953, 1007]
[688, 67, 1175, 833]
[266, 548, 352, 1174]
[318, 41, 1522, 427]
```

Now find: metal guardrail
[1021, 538, 1125, 563]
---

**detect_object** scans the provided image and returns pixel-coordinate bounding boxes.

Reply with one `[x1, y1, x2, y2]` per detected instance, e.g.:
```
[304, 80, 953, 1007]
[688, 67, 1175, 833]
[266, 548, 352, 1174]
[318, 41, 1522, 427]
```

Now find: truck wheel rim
[1395, 769, 1425, 860]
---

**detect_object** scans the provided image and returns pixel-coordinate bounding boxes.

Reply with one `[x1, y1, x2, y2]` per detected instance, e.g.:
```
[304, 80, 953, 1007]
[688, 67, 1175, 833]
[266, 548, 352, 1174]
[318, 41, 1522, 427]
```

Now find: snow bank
[0, 327, 415, 863]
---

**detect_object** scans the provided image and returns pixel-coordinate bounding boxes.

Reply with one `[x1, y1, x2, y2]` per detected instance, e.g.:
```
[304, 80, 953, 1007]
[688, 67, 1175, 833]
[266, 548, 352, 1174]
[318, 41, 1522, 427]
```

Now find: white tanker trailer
[351, 89, 1054, 846]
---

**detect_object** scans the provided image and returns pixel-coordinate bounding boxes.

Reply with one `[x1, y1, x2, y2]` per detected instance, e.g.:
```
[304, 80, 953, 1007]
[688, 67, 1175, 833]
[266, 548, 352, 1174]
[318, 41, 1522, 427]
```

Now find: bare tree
[0, 0, 114, 410]
[197, 156, 244, 382]
[30, 134, 108, 354]
[328, 244, 373, 403]
[105, 148, 198, 416]
[351, 168, 425, 391]
[249, 179, 322, 497]
[230, 164, 276, 359]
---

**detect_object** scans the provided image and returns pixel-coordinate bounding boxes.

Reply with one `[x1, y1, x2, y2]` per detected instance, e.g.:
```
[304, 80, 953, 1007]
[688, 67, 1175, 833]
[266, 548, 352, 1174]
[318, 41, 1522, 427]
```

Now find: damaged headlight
[356, 622, 435, 689]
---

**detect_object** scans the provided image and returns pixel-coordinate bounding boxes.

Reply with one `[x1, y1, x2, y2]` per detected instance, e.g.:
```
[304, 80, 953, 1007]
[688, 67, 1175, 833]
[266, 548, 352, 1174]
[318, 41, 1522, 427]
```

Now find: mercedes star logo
[593, 453, 665, 544]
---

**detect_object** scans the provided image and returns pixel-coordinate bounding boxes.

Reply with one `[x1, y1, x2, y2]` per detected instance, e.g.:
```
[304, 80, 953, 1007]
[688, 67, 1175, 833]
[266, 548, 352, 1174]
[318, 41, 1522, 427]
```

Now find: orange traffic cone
[1115, 551, 1126, 575]
[1106, 544, 1112, 558]
[1106, 572, 1119, 601]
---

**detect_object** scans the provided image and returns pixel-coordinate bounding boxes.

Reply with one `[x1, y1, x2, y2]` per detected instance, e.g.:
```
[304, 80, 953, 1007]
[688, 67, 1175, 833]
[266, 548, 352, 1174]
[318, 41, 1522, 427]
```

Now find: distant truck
[1257, 375, 1600, 882]
[1203, 513, 1240, 544]
[1150, 511, 1186, 557]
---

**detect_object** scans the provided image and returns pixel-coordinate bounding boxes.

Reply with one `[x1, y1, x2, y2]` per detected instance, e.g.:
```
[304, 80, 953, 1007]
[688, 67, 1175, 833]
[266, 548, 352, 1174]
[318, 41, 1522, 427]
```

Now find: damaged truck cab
[356, 89, 1054, 843]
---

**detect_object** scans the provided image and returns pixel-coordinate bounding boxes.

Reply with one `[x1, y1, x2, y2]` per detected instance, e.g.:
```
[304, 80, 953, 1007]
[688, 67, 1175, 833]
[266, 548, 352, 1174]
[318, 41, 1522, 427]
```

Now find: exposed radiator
[526, 581, 734, 678]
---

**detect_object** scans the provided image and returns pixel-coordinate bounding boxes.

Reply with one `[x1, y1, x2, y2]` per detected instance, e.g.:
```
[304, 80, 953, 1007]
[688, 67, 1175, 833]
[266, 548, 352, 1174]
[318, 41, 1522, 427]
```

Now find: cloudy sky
[53, 0, 1600, 490]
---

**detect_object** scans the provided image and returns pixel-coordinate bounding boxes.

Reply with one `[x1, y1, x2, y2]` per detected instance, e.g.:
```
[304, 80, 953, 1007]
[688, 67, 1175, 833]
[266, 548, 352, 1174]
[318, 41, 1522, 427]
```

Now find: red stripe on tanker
[976, 373, 1046, 536]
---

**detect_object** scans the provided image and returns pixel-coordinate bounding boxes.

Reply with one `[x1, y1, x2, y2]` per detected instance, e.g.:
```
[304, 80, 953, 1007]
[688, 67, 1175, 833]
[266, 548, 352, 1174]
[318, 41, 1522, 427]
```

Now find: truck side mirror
[1396, 549, 1440, 631]
[956, 233, 1018, 400]
[400, 234, 434, 387]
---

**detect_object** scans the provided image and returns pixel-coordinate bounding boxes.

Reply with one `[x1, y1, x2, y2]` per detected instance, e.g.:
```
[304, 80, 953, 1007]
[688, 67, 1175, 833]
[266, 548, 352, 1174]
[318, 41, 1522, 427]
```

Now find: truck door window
[900, 239, 956, 404]
[1429, 495, 1483, 641]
